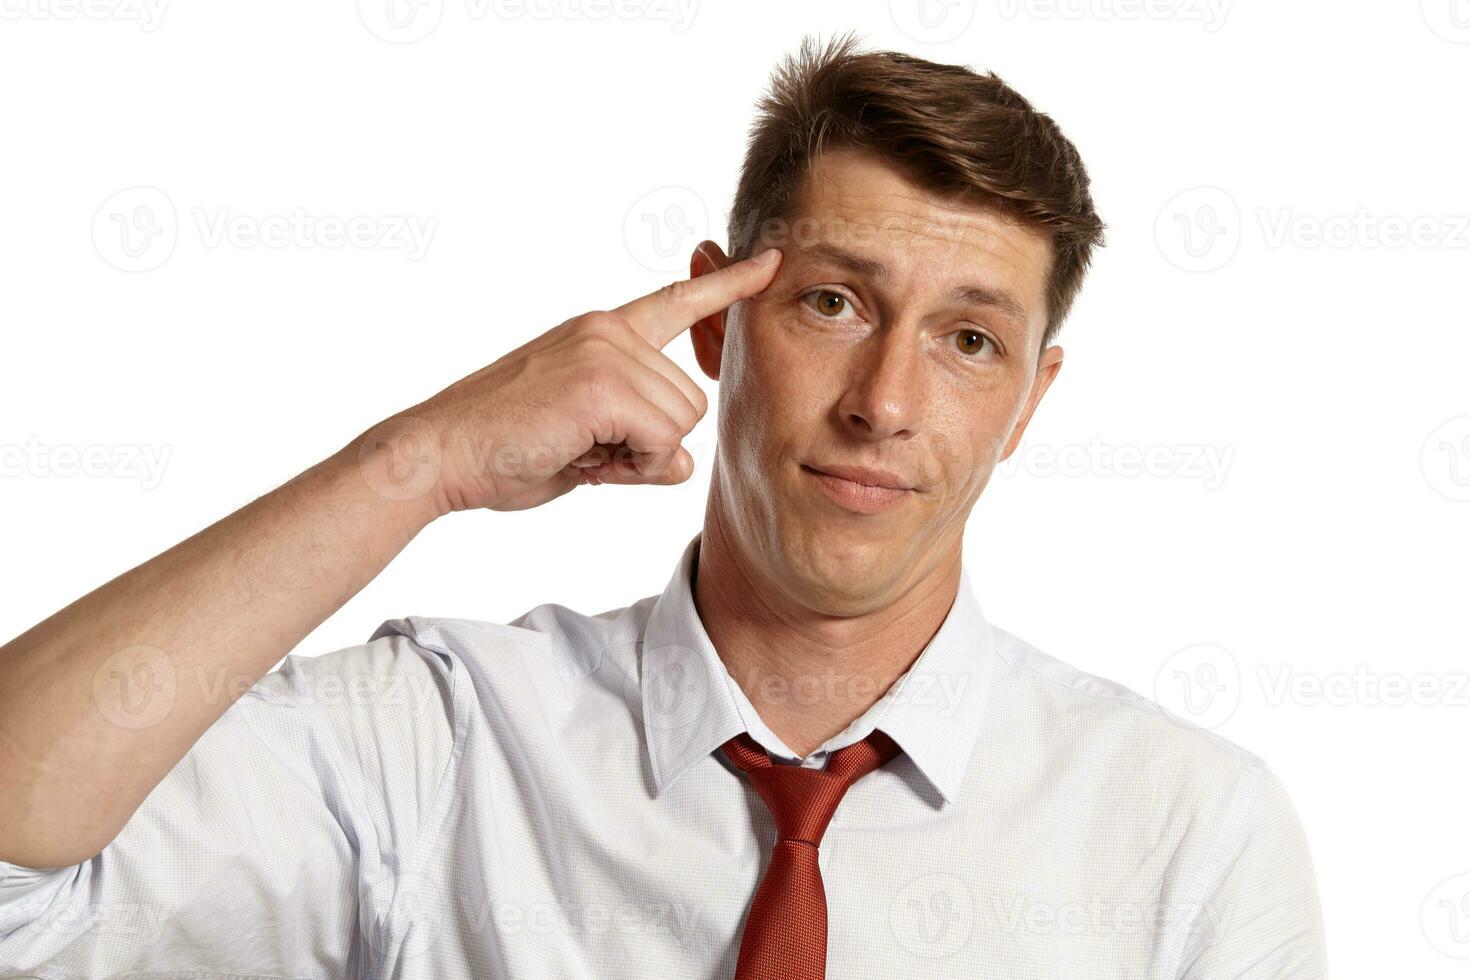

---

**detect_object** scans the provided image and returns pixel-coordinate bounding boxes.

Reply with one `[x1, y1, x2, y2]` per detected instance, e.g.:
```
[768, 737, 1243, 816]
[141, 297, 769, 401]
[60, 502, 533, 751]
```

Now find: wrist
[334, 414, 452, 531]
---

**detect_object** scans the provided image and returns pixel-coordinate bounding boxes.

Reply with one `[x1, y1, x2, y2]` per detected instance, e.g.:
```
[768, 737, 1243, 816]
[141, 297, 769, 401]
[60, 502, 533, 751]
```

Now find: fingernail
[752, 247, 781, 266]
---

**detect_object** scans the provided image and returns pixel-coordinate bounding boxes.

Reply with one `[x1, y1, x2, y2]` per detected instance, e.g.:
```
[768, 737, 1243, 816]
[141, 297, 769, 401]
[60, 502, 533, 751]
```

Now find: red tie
[720, 729, 902, 980]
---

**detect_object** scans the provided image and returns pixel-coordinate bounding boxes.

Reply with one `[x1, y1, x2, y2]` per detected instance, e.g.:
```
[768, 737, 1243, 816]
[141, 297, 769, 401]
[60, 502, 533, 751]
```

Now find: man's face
[691, 147, 1063, 614]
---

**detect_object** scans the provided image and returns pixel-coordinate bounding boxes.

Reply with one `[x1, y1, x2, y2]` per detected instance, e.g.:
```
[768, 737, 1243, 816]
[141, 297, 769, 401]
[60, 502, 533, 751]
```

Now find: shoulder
[985, 623, 1274, 810]
[363, 595, 657, 686]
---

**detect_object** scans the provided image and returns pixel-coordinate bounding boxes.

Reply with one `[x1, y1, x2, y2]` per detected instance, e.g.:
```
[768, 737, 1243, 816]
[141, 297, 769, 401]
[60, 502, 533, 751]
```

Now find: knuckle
[654, 277, 696, 310]
[574, 310, 627, 340]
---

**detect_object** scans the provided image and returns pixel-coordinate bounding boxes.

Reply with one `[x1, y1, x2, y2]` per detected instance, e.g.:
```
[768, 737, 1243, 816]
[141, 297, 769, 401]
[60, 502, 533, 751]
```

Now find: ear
[689, 239, 732, 382]
[1000, 345, 1064, 462]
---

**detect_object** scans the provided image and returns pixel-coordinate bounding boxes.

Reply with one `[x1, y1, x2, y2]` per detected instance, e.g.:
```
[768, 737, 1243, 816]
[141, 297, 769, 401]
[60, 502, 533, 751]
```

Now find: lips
[802, 463, 914, 492]
[801, 463, 916, 515]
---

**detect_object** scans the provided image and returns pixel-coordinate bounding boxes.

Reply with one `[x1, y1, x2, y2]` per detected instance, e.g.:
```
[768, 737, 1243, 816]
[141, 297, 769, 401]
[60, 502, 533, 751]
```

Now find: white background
[2, 0, 1468, 973]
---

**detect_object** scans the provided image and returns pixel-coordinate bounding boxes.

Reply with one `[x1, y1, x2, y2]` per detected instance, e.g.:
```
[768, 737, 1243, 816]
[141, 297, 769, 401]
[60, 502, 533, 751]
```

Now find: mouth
[801, 464, 916, 514]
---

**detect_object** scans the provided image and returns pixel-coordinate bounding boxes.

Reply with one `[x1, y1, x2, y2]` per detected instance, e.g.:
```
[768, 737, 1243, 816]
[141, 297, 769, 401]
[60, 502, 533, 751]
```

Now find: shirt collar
[640, 530, 996, 805]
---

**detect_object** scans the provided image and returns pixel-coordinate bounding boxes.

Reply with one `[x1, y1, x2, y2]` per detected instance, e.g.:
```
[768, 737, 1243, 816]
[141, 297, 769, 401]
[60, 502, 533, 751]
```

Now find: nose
[835, 325, 925, 441]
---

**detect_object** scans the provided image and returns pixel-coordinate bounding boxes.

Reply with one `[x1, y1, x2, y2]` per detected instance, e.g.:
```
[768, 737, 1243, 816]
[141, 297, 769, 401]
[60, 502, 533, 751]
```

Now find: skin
[687, 147, 1064, 757]
[0, 145, 1062, 869]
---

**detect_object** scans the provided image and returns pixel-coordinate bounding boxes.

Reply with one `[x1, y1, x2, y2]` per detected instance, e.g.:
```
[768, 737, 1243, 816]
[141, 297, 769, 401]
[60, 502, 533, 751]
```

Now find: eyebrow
[793, 242, 1032, 330]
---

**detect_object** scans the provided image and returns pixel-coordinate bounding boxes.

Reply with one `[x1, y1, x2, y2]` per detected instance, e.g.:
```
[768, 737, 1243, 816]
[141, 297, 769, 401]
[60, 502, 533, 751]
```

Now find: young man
[0, 34, 1325, 978]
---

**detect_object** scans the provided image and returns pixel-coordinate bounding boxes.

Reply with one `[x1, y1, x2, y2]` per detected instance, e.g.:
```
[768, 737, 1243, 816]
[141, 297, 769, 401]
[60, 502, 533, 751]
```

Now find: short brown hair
[727, 32, 1105, 350]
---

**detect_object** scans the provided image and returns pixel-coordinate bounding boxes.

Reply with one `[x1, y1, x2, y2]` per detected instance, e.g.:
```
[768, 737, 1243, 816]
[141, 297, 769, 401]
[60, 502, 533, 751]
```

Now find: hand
[373, 244, 783, 514]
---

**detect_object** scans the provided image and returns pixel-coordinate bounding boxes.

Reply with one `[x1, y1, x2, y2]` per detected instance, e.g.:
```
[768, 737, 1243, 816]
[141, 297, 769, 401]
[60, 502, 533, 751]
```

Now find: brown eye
[955, 329, 990, 356]
[807, 290, 848, 317]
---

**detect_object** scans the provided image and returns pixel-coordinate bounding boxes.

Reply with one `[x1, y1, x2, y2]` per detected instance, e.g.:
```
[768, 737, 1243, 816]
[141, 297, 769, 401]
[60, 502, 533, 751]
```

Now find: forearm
[0, 426, 443, 869]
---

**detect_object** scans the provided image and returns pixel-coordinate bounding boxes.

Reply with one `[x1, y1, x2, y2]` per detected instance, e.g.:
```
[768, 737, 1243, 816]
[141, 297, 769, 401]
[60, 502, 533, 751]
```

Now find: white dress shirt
[0, 530, 1326, 978]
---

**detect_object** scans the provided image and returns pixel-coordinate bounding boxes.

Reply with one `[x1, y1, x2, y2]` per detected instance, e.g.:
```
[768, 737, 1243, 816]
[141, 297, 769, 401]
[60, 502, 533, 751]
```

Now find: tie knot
[720, 730, 901, 847]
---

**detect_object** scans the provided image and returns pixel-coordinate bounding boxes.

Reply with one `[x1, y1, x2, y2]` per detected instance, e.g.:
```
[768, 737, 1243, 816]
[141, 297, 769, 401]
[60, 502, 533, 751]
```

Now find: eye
[800, 288, 860, 320]
[953, 328, 997, 358]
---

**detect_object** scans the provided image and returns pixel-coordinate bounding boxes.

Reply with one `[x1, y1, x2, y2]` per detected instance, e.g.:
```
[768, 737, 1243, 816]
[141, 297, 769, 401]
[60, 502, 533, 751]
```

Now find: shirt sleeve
[0, 630, 456, 976]
[1173, 764, 1328, 979]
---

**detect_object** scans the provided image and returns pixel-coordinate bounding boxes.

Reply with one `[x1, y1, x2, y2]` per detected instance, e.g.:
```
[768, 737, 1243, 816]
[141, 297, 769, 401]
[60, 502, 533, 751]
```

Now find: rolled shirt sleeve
[0, 630, 455, 976]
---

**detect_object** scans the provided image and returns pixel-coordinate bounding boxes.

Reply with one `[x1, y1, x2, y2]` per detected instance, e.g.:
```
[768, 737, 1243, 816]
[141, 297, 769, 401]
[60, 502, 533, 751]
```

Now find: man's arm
[1173, 765, 1328, 979]
[0, 243, 784, 871]
[0, 434, 441, 869]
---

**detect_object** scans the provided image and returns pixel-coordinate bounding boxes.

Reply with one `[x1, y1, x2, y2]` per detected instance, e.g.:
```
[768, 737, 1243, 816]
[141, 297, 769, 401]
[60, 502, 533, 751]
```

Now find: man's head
[689, 33, 1104, 615]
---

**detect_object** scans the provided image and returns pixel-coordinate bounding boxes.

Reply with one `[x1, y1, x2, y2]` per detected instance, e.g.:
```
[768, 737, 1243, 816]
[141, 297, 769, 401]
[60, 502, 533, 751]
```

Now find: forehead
[776, 148, 1052, 327]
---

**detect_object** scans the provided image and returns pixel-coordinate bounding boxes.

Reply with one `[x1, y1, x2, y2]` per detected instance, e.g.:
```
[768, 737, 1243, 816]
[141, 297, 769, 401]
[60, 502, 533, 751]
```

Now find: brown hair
[727, 32, 1105, 350]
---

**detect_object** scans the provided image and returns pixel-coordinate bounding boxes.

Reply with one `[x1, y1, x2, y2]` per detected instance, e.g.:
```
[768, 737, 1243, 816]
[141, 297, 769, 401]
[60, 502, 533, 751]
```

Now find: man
[0, 33, 1325, 978]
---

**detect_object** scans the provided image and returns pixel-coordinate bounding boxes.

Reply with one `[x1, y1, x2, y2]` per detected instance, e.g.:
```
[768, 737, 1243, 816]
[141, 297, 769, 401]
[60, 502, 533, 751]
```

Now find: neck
[692, 507, 961, 759]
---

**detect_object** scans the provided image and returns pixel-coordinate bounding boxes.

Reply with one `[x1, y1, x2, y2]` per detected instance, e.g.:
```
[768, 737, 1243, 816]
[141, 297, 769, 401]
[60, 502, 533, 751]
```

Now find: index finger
[613, 246, 783, 349]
